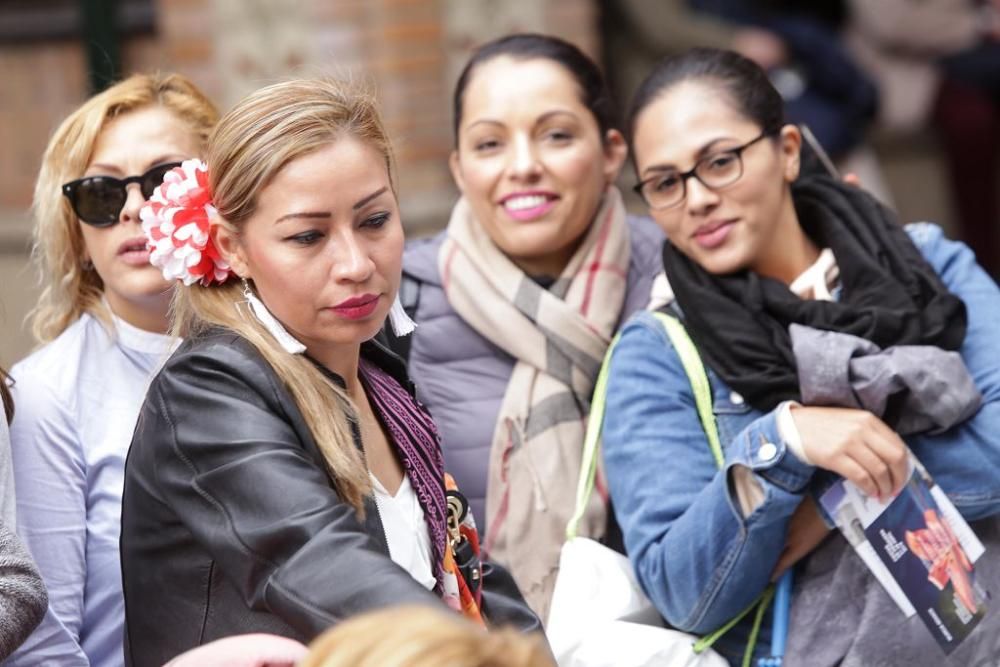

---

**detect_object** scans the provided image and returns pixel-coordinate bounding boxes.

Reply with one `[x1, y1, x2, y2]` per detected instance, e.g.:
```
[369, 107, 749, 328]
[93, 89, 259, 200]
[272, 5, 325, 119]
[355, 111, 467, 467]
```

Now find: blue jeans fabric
[602, 223, 1000, 662]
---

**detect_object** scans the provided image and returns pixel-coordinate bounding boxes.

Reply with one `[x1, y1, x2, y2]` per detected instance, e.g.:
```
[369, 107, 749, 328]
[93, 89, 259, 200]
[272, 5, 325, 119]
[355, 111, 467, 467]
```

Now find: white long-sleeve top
[5, 313, 173, 667]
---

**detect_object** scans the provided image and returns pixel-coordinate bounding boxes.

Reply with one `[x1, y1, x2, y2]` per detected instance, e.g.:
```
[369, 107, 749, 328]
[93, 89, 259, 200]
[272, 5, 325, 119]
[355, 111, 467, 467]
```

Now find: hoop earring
[239, 278, 306, 354]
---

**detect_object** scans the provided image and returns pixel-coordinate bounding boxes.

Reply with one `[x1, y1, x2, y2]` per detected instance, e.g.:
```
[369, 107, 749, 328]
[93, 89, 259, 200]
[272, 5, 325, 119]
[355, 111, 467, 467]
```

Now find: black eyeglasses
[633, 132, 773, 210]
[61, 162, 183, 227]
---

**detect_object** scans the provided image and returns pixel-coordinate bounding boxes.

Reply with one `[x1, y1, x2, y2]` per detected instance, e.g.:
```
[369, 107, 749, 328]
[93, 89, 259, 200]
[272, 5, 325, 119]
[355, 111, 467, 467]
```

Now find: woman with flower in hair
[7, 73, 218, 667]
[120, 78, 540, 667]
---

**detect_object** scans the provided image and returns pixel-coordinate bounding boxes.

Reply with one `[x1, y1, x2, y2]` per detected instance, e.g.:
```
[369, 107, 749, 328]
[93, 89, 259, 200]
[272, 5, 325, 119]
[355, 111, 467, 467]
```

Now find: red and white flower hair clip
[140, 159, 232, 286]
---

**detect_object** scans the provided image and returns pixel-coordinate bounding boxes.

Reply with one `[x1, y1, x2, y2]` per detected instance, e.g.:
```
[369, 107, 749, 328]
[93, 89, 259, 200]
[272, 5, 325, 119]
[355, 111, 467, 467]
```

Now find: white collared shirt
[7, 312, 175, 667]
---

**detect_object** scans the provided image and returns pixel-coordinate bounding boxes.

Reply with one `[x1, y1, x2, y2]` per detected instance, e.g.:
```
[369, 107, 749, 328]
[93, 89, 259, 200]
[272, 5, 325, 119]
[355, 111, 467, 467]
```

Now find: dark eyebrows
[537, 109, 580, 125]
[274, 186, 390, 224]
[274, 211, 331, 225]
[640, 137, 739, 177]
[464, 118, 503, 133]
[695, 138, 738, 159]
[463, 108, 580, 134]
[353, 186, 389, 210]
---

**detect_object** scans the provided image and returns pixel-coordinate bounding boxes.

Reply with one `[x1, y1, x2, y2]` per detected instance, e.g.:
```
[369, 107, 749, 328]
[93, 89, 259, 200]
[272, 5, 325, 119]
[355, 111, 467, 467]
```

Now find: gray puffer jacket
[400, 215, 665, 530]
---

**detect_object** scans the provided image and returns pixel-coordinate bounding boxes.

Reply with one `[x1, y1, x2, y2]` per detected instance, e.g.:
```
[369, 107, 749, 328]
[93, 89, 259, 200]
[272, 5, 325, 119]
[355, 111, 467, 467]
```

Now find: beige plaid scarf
[438, 186, 631, 620]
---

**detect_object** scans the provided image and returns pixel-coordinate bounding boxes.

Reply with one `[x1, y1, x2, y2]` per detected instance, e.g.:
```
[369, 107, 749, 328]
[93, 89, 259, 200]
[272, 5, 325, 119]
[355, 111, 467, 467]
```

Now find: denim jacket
[601, 223, 1000, 656]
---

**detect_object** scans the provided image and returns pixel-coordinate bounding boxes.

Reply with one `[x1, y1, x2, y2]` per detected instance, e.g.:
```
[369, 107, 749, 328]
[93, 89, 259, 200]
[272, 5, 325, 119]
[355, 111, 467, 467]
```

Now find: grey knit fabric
[785, 515, 1000, 666]
[0, 394, 47, 659]
[0, 518, 47, 660]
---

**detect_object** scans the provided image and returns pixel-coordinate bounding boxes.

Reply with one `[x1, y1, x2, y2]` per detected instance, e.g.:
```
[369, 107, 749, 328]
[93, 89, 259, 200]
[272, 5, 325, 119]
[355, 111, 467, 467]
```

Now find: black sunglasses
[62, 162, 183, 227]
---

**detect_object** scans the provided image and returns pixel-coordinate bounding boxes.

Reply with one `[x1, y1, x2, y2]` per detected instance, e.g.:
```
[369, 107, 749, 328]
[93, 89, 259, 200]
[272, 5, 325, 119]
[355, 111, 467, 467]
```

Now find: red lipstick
[329, 293, 380, 320]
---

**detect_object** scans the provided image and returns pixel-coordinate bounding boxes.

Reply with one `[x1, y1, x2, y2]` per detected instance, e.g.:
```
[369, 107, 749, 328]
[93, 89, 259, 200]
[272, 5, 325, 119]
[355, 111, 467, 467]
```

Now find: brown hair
[300, 606, 554, 667]
[172, 78, 396, 512]
[1, 368, 12, 424]
[29, 72, 219, 343]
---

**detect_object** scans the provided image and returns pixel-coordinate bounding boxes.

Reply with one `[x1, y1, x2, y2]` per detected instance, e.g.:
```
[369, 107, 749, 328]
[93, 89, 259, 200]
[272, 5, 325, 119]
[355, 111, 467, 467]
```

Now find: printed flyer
[819, 456, 989, 654]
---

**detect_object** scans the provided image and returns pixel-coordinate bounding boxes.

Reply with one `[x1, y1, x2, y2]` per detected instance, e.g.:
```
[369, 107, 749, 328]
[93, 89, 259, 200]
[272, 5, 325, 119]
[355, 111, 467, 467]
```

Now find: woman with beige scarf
[396, 34, 664, 620]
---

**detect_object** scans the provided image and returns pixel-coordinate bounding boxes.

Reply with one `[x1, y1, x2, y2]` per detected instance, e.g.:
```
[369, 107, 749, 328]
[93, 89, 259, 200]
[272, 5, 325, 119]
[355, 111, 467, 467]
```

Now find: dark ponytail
[627, 48, 785, 144]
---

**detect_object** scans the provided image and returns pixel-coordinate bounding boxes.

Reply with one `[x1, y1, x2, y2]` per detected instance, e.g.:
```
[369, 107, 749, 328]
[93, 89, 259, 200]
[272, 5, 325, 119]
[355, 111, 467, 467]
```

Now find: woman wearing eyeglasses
[6, 74, 218, 667]
[602, 49, 1000, 665]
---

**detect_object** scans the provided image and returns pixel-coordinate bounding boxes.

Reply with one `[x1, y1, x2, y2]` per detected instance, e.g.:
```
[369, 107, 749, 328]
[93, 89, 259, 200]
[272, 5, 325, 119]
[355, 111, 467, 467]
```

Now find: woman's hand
[772, 496, 830, 580]
[791, 406, 909, 500]
[164, 634, 308, 667]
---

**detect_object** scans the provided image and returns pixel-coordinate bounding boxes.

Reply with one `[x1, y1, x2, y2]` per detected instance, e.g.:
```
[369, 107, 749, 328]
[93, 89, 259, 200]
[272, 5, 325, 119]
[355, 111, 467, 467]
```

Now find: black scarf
[663, 176, 967, 412]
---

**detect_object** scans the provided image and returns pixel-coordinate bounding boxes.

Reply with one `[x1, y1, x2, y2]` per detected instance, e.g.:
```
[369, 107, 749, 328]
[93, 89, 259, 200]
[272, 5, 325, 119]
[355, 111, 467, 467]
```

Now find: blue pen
[758, 570, 793, 667]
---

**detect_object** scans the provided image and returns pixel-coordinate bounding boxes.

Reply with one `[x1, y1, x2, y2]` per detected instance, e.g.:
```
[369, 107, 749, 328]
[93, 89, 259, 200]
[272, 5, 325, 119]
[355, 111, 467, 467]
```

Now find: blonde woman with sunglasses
[7, 73, 218, 667]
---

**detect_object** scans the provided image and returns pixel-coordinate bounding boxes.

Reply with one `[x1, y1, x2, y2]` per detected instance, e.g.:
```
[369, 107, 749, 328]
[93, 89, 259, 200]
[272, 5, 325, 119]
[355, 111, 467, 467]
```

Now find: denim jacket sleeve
[905, 223, 1000, 519]
[602, 311, 815, 634]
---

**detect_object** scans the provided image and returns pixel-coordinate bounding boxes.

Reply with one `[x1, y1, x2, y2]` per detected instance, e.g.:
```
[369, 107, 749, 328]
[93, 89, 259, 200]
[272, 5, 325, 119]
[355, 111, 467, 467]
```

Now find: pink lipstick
[500, 191, 558, 222]
[692, 220, 736, 250]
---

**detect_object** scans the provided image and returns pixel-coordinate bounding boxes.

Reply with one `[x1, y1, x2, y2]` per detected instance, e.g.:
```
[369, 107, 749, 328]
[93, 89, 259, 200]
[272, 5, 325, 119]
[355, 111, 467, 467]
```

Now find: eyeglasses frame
[633, 130, 776, 210]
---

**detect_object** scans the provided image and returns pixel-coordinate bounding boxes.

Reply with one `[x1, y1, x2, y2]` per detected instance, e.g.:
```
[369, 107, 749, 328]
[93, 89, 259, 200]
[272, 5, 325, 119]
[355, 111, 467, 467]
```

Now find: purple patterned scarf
[359, 358, 448, 590]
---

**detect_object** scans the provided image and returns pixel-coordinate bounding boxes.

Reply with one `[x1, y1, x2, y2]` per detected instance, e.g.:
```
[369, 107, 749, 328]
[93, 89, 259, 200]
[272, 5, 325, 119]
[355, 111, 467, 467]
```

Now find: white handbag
[546, 313, 732, 667]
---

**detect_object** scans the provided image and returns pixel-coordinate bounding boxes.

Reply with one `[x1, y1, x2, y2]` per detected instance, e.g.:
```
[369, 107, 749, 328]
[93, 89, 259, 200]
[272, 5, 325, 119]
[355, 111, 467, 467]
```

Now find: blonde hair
[300, 606, 554, 667]
[29, 73, 219, 343]
[173, 78, 396, 512]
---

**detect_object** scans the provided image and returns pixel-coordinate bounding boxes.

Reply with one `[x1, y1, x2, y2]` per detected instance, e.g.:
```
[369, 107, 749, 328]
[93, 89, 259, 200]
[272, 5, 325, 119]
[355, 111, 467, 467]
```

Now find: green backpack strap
[568, 312, 773, 666]
[568, 313, 724, 538]
[567, 330, 621, 540]
[651, 312, 773, 666]
[650, 313, 724, 469]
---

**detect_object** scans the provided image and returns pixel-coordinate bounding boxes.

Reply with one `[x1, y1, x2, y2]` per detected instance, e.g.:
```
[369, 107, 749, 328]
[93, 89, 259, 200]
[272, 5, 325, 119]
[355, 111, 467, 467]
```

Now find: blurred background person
[845, 0, 1000, 278]
[6, 73, 218, 667]
[602, 0, 884, 195]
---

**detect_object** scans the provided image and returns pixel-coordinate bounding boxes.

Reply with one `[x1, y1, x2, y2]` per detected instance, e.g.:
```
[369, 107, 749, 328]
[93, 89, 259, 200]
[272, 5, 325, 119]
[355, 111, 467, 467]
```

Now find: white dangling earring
[240, 278, 306, 354]
[388, 295, 416, 337]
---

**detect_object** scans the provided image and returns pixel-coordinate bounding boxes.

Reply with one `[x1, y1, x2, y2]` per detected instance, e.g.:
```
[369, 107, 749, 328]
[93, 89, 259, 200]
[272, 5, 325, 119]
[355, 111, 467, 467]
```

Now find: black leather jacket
[120, 330, 540, 667]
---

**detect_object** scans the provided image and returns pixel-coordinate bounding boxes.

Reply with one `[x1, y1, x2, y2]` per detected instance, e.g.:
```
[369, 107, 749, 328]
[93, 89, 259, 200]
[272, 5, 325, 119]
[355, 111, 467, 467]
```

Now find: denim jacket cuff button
[758, 441, 778, 462]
